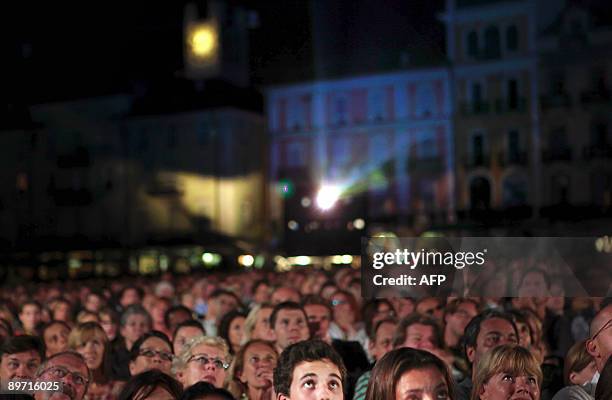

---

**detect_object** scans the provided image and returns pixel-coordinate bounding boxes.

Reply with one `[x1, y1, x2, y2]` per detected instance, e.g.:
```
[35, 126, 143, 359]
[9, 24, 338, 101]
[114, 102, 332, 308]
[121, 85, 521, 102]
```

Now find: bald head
[587, 304, 612, 371]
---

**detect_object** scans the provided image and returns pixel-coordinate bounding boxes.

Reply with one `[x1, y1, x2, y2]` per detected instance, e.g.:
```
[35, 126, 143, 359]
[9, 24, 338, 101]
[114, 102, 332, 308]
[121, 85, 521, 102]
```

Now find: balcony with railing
[540, 93, 572, 110]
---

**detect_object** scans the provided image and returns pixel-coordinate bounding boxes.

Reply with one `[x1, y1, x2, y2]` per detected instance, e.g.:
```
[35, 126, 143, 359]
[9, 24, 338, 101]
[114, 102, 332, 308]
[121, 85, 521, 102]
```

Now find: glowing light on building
[190, 24, 217, 58]
[238, 254, 255, 267]
[316, 185, 341, 210]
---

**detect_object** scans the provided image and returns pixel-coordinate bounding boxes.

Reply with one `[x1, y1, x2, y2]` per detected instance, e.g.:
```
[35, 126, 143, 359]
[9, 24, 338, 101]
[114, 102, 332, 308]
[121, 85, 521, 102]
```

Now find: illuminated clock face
[190, 25, 217, 58]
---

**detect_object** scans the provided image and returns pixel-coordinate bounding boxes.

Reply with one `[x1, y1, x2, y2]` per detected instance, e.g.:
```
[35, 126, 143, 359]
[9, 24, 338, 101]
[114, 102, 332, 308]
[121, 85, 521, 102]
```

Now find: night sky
[2, 0, 446, 104]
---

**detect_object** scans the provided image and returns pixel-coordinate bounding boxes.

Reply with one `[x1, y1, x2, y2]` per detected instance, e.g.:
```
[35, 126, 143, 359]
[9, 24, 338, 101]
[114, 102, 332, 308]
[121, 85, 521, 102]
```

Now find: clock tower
[183, 0, 250, 87]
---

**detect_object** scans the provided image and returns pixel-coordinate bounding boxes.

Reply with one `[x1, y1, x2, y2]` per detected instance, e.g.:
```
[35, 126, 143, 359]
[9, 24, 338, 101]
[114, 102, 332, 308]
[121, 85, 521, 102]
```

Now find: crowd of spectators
[0, 266, 610, 400]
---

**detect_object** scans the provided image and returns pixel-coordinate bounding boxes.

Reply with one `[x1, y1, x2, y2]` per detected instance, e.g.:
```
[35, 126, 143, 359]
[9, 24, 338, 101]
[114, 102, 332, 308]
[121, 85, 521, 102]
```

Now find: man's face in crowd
[174, 326, 205, 356]
[369, 321, 396, 361]
[53, 302, 71, 322]
[272, 309, 310, 351]
[120, 288, 141, 308]
[279, 359, 343, 400]
[44, 323, 70, 357]
[304, 304, 331, 340]
[445, 301, 478, 338]
[209, 294, 238, 320]
[167, 310, 192, 333]
[518, 271, 549, 297]
[0, 350, 42, 382]
[271, 287, 300, 305]
[401, 323, 437, 351]
[416, 298, 444, 322]
[253, 283, 271, 305]
[467, 317, 518, 365]
[20, 304, 42, 332]
[84, 294, 103, 313]
[587, 304, 612, 371]
[36, 353, 90, 400]
[120, 314, 151, 346]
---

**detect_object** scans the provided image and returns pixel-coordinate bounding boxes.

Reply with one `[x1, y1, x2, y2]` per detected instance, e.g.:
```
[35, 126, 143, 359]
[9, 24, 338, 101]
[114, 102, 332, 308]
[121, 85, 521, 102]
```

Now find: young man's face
[0, 350, 42, 382]
[304, 304, 331, 340]
[272, 309, 310, 351]
[369, 321, 396, 361]
[401, 323, 437, 351]
[279, 359, 343, 400]
[467, 317, 518, 365]
[44, 323, 70, 357]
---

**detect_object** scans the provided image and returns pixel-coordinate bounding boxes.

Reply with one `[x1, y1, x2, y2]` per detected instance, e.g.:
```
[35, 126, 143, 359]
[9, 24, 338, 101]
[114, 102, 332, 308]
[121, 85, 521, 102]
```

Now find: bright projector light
[316, 185, 341, 210]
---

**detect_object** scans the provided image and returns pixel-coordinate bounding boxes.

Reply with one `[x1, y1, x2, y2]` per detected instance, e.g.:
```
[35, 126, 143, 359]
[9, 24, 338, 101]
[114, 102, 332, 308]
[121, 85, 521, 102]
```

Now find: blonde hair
[172, 335, 230, 374]
[241, 304, 273, 344]
[564, 340, 594, 385]
[472, 345, 542, 400]
[67, 322, 110, 377]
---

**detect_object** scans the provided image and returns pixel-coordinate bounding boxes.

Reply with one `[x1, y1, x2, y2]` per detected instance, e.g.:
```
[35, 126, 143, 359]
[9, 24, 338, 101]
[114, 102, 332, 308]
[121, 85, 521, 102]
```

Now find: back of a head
[118, 369, 183, 400]
[181, 382, 235, 400]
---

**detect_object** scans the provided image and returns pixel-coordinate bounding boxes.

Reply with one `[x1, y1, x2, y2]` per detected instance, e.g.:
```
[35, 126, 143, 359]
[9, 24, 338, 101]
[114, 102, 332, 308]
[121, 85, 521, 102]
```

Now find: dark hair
[129, 331, 172, 362]
[19, 300, 42, 315]
[463, 309, 518, 365]
[119, 286, 144, 303]
[164, 305, 193, 330]
[98, 307, 119, 324]
[181, 381, 235, 400]
[42, 320, 71, 337]
[252, 279, 270, 294]
[444, 298, 480, 319]
[370, 317, 398, 342]
[273, 339, 347, 397]
[172, 320, 205, 343]
[392, 313, 442, 349]
[0, 318, 14, 338]
[209, 289, 240, 303]
[118, 369, 183, 400]
[269, 301, 307, 329]
[0, 335, 45, 361]
[362, 299, 396, 337]
[365, 347, 455, 400]
[301, 295, 333, 317]
[217, 310, 247, 354]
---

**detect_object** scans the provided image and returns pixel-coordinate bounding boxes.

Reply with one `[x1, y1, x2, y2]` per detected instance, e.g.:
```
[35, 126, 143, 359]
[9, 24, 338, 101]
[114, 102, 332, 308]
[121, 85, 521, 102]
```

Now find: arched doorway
[470, 176, 491, 210]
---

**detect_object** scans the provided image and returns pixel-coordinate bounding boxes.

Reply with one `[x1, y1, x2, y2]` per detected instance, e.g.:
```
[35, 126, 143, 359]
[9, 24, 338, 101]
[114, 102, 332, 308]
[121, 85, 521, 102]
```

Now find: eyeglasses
[591, 319, 612, 341]
[187, 354, 230, 370]
[139, 349, 174, 362]
[41, 365, 89, 386]
[331, 299, 347, 307]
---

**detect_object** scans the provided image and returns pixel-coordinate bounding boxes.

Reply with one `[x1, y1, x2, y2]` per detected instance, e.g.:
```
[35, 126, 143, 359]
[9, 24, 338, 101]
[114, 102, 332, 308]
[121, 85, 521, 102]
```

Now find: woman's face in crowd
[228, 316, 245, 350]
[252, 308, 272, 340]
[130, 336, 173, 376]
[180, 343, 228, 388]
[283, 359, 343, 400]
[395, 366, 450, 400]
[331, 293, 354, 323]
[99, 314, 117, 341]
[239, 342, 277, 389]
[479, 372, 540, 400]
[515, 322, 532, 347]
[44, 323, 70, 356]
[53, 302, 71, 322]
[76, 335, 106, 370]
[174, 326, 205, 356]
[518, 272, 548, 298]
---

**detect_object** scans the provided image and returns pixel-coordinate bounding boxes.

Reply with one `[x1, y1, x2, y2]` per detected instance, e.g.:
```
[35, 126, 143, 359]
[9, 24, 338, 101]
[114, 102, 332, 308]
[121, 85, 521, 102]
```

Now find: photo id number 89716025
[3, 380, 61, 393]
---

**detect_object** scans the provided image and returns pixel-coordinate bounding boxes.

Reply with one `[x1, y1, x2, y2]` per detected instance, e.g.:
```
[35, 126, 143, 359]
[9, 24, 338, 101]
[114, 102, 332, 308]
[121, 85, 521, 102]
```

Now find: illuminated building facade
[267, 69, 454, 252]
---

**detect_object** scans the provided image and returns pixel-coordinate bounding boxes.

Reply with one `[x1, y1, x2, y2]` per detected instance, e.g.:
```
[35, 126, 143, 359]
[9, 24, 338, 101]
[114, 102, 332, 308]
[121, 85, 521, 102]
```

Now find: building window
[368, 88, 385, 121]
[197, 122, 210, 146]
[590, 120, 608, 147]
[286, 142, 306, 168]
[508, 130, 520, 160]
[470, 82, 484, 112]
[503, 174, 527, 207]
[551, 174, 570, 204]
[507, 79, 519, 110]
[417, 130, 438, 158]
[506, 25, 518, 51]
[550, 71, 566, 95]
[484, 26, 501, 59]
[333, 94, 349, 126]
[467, 31, 479, 58]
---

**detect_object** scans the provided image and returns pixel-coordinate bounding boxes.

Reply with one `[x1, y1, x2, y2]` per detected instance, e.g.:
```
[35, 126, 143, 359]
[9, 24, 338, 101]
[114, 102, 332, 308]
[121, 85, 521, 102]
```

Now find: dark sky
[2, 1, 445, 103]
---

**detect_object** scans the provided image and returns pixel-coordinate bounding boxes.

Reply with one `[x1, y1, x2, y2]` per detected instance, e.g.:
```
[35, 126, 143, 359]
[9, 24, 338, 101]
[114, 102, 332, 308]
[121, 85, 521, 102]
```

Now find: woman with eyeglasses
[173, 335, 231, 389]
[68, 322, 124, 399]
[129, 331, 174, 376]
[328, 290, 367, 348]
[227, 339, 278, 400]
